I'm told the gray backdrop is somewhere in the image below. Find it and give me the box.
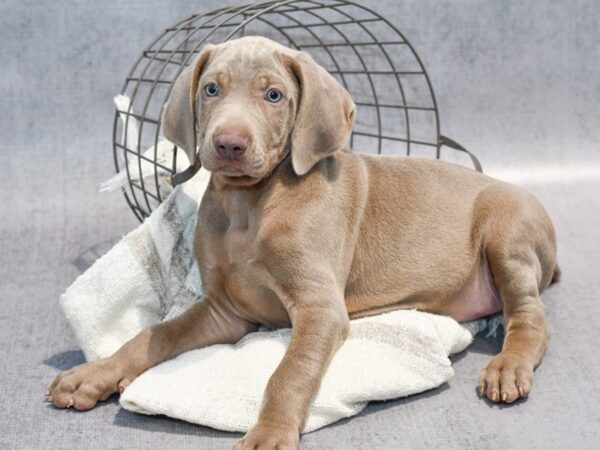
[1,1,599,449]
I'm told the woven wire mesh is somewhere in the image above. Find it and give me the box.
[112,0,480,221]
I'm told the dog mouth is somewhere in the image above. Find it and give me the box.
[208,153,266,177]
[212,160,259,177]
[205,158,267,187]
[201,144,283,185]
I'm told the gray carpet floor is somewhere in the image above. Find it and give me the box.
[1,1,599,449]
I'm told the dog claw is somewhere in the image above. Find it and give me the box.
[118,378,131,394]
[501,392,507,402]
[66,398,74,409]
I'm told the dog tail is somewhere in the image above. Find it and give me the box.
[551,264,561,285]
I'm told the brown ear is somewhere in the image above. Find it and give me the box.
[286,51,356,176]
[161,45,213,185]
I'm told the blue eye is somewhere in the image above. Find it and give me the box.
[204,83,219,97]
[266,88,282,103]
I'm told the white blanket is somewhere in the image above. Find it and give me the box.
[61,170,498,433]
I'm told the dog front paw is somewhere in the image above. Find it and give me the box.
[46,358,131,410]
[233,420,300,450]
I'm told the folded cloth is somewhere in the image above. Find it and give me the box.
[61,170,499,433]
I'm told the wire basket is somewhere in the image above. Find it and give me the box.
[111,0,482,221]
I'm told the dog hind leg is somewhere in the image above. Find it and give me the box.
[474,184,557,404]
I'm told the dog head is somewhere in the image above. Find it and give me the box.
[162,36,355,187]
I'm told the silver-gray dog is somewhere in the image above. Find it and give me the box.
[48,36,559,450]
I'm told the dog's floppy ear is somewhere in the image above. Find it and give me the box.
[162,45,213,185]
[286,51,356,176]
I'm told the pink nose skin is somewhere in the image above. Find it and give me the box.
[213,132,249,160]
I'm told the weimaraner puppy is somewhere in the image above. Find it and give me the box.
[48,36,559,449]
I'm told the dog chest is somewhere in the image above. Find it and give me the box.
[196,200,291,327]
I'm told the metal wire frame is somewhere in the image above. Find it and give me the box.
[112,0,481,222]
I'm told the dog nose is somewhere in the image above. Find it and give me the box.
[214,131,249,159]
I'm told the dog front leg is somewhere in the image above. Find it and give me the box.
[234,302,349,450]
[47,299,255,410]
